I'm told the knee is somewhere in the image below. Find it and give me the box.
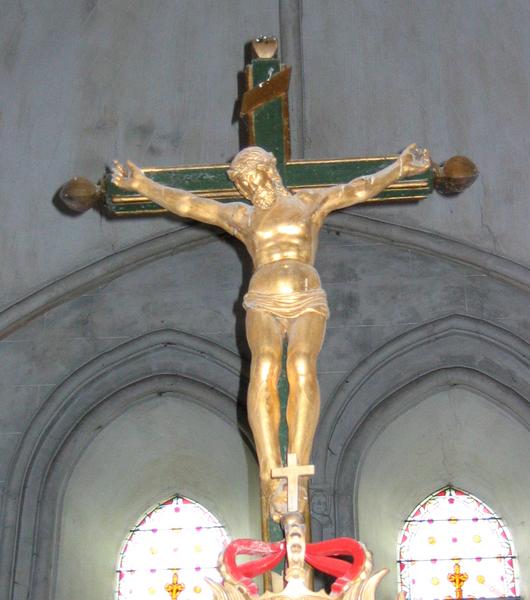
[286,349,317,380]
[251,349,281,384]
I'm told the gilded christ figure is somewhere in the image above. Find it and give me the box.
[112,144,430,515]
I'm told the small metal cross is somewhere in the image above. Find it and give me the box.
[271,453,315,512]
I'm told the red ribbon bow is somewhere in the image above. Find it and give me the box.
[223,537,366,596]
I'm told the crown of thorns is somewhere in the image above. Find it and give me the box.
[227,147,277,179]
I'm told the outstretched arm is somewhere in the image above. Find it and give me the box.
[313,144,430,221]
[111,161,249,240]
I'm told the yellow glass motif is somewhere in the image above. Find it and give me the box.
[165,572,185,600]
[116,496,229,600]
[397,486,520,600]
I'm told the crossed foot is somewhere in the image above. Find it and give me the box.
[266,479,309,522]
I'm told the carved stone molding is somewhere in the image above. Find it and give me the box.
[312,314,530,538]
[0,329,247,600]
[327,212,530,292]
[0,226,216,339]
[2,215,530,341]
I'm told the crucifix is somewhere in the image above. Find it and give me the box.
[60,36,476,216]
[59,36,477,557]
[270,453,314,589]
[271,453,315,514]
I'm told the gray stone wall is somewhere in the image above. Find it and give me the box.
[2,1,530,309]
[0,2,529,600]
[0,0,280,307]
[302,0,530,266]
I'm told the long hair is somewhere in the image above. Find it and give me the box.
[228,147,282,187]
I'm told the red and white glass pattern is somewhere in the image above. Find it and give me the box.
[116,496,229,600]
[397,487,519,600]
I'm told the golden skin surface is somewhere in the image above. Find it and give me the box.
[112,144,430,515]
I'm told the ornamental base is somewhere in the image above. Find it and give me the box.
[207,512,397,600]
[207,458,398,600]
[208,559,390,600]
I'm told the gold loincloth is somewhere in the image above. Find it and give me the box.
[243,288,329,323]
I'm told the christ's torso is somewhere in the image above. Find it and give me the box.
[245,193,322,295]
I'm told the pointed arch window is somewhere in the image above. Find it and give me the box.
[116,495,229,600]
[397,486,519,600]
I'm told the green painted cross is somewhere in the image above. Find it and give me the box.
[57,35,476,591]
[100,37,435,560]
[102,39,432,216]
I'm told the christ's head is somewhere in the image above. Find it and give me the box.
[227,146,283,209]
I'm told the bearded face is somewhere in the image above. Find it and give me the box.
[229,163,280,209]
[227,147,287,209]
[250,181,277,209]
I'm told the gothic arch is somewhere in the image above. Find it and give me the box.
[337,374,530,600]
[310,315,530,599]
[2,213,530,339]
[334,369,529,535]
[0,329,251,600]
[316,314,530,472]
[312,314,530,529]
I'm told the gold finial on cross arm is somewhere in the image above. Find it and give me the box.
[251,36,278,58]
[165,571,185,600]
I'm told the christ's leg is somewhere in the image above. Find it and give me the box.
[285,312,326,467]
[246,310,284,489]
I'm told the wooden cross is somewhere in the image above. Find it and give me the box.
[271,453,315,513]
[57,35,476,586]
[68,34,472,563]
[448,563,468,600]
[165,571,185,600]
[100,36,434,216]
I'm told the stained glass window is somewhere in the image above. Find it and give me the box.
[397,486,519,600]
[116,496,229,600]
